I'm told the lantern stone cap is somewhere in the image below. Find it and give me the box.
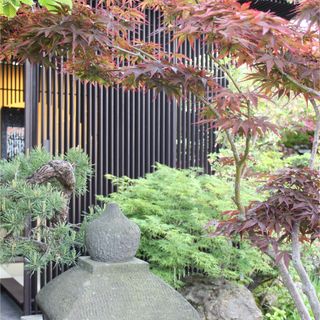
[85,203,141,263]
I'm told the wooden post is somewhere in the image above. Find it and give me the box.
[24,61,39,152]
[23,61,39,315]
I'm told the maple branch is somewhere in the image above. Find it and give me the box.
[278,69,320,99]
[291,222,320,320]
[199,96,247,216]
[309,99,320,170]
[240,97,253,170]
[225,130,241,163]
[134,47,159,62]
[234,106,251,218]
[234,164,246,216]
[235,132,251,218]
[209,55,253,217]
[199,97,240,162]
[266,248,312,320]
[240,108,252,167]
[209,55,242,94]
[207,58,252,157]
[113,45,145,59]
[241,133,258,178]
[113,44,159,63]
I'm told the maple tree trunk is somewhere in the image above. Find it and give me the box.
[234,163,245,215]
[27,160,75,222]
[275,256,312,320]
[292,222,320,320]
[310,99,320,170]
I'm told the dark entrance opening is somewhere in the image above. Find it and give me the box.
[1,107,25,160]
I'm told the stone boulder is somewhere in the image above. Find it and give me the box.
[180,276,262,320]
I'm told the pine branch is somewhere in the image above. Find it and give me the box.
[27,160,75,222]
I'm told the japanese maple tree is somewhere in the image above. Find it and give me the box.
[214,167,320,320]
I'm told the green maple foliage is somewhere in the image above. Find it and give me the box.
[87,164,274,288]
[0,0,72,17]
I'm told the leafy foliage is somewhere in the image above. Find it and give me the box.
[296,0,320,30]
[0,0,72,18]
[258,272,320,320]
[281,129,313,149]
[1,1,319,134]
[64,147,92,195]
[0,148,91,270]
[0,0,32,18]
[214,167,320,258]
[210,145,319,178]
[89,164,273,287]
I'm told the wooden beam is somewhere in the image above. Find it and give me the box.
[0,277,24,306]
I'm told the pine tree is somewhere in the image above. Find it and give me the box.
[0,147,91,270]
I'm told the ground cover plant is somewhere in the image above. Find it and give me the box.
[1,0,319,318]
[0,148,91,270]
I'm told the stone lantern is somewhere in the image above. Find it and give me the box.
[36,203,200,320]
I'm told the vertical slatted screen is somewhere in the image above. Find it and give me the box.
[36,10,219,226]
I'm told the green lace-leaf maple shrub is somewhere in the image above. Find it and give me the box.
[91,164,273,288]
[0,0,72,18]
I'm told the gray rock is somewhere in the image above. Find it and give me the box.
[180,276,262,320]
[85,203,141,262]
[36,257,200,320]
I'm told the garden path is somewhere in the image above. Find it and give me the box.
[0,290,22,320]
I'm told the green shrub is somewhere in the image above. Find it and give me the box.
[265,307,287,320]
[93,164,273,287]
[281,130,312,149]
[258,276,319,320]
[255,244,320,319]
[210,147,318,179]
[253,151,285,174]
[285,153,315,168]
[253,151,318,173]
